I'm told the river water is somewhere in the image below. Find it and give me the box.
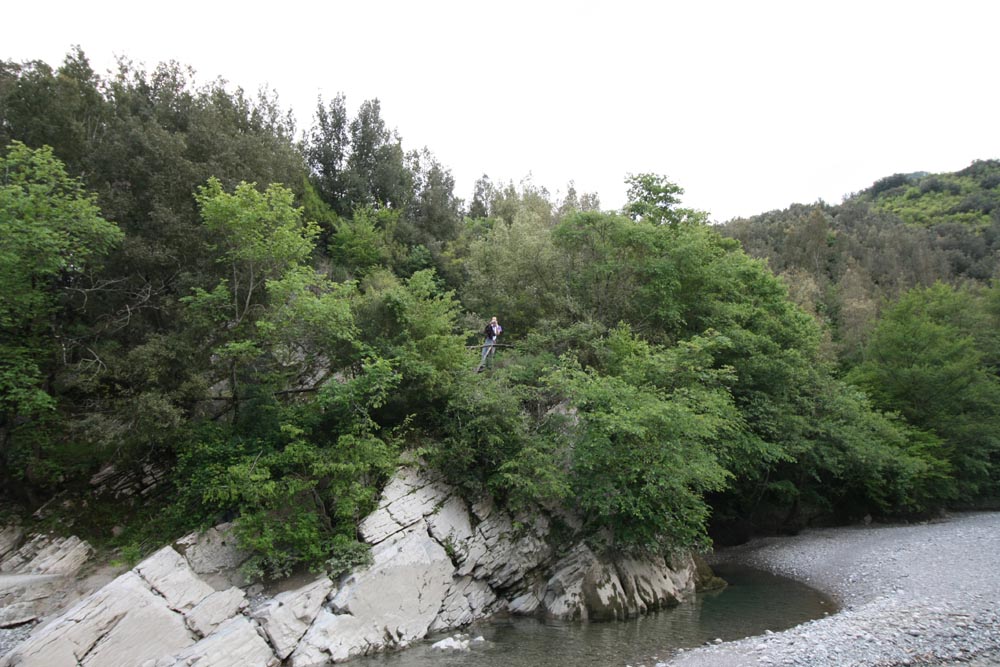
[359,564,835,667]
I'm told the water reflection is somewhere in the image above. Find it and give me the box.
[358,565,835,667]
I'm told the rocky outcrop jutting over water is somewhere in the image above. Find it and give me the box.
[0,466,698,666]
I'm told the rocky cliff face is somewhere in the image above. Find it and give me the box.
[0,466,698,666]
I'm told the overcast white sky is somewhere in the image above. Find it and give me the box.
[6,0,999,221]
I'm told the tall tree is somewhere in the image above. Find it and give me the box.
[623,173,706,226]
[848,284,1000,498]
[405,147,461,245]
[345,99,411,211]
[306,93,350,215]
[0,142,123,500]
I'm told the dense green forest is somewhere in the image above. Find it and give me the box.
[2,50,998,577]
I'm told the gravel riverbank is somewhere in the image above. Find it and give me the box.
[663,512,1000,667]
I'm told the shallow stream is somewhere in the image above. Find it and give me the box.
[358,564,835,667]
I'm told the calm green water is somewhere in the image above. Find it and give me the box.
[359,565,835,667]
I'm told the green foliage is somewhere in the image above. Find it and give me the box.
[428,368,570,512]
[353,269,467,421]
[173,179,401,578]
[861,161,1000,227]
[462,208,569,335]
[195,178,319,307]
[545,327,736,549]
[624,173,708,226]
[5,48,1000,574]
[329,206,396,276]
[177,389,397,579]
[847,283,1000,498]
[217,436,367,581]
[0,142,122,491]
[0,140,121,338]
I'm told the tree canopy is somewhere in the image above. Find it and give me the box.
[2,49,997,576]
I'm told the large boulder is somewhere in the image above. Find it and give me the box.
[185,587,247,637]
[290,524,454,666]
[251,576,333,659]
[144,616,278,667]
[0,530,98,632]
[0,546,227,667]
[429,576,498,631]
[614,552,695,613]
[541,543,627,620]
[174,522,250,590]
[135,546,216,612]
[0,572,194,667]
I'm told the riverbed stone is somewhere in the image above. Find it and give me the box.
[251,576,333,659]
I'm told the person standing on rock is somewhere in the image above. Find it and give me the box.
[477,316,502,372]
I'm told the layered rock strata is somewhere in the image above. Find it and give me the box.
[1,466,698,666]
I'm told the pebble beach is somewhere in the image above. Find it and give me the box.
[663,512,1000,667]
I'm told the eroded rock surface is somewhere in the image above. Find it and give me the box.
[252,576,333,659]
[0,571,194,667]
[1,466,698,665]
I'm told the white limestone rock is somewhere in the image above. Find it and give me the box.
[334,523,454,632]
[251,576,333,659]
[135,546,215,612]
[89,461,168,499]
[174,522,250,589]
[541,543,629,620]
[0,467,700,667]
[429,576,499,631]
[359,467,454,544]
[507,589,542,615]
[0,525,23,561]
[456,505,552,589]
[0,533,92,576]
[184,587,247,638]
[426,494,475,555]
[144,615,279,667]
[614,552,694,614]
[292,524,454,666]
[0,601,38,628]
[26,535,92,576]
[0,571,194,667]
[288,608,372,666]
